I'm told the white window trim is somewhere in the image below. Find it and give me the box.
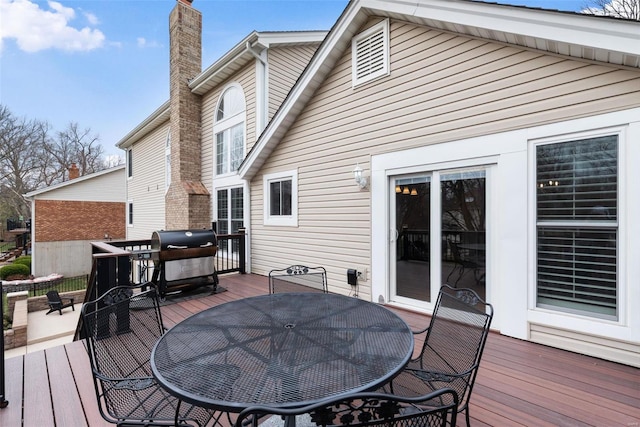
[165,129,171,192]
[263,170,298,227]
[529,126,626,323]
[127,200,134,227]
[214,83,246,178]
[352,19,390,87]
[127,149,133,179]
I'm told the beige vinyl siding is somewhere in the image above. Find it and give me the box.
[127,121,169,240]
[201,62,257,195]
[249,18,640,295]
[268,45,320,121]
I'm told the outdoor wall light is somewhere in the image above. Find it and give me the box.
[353,163,369,190]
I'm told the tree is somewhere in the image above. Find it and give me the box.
[582,0,640,20]
[0,105,114,222]
[0,105,50,220]
[45,122,106,182]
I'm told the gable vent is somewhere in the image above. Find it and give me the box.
[352,19,389,87]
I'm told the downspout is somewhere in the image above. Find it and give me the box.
[246,41,268,134]
[244,41,267,274]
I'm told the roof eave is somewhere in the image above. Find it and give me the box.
[116,101,170,149]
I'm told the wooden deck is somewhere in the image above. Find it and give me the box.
[1,273,639,426]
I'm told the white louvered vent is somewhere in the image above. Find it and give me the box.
[352,20,389,87]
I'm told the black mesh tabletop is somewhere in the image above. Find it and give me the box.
[151,293,413,412]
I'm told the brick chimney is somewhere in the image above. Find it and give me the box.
[166,0,210,230]
[68,163,79,180]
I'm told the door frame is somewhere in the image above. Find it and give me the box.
[371,141,500,316]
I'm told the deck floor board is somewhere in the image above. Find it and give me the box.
[1,273,639,426]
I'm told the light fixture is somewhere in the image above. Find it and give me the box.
[402,187,409,195]
[410,188,418,196]
[395,185,401,193]
[353,163,369,189]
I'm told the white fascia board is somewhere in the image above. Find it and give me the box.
[256,31,329,48]
[373,0,640,55]
[116,101,170,149]
[24,165,126,199]
[189,31,260,92]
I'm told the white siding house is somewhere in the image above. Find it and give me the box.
[239,0,640,367]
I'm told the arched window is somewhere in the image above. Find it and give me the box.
[214,85,245,175]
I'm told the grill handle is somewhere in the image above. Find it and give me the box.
[167,245,188,250]
[200,242,214,248]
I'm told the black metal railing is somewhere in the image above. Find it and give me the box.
[0,275,88,297]
[74,231,247,341]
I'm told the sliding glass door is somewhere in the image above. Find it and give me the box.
[391,169,487,306]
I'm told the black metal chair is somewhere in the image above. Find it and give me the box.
[379,285,493,427]
[446,242,483,287]
[234,388,458,427]
[80,284,218,426]
[45,290,75,315]
[268,265,328,294]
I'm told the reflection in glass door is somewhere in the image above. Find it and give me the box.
[394,176,431,302]
[440,171,486,300]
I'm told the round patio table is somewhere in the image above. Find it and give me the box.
[151,293,413,419]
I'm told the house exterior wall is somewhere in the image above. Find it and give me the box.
[126,122,170,240]
[28,167,126,277]
[34,200,125,242]
[247,18,640,365]
[267,45,320,121]
[37,170,125,202]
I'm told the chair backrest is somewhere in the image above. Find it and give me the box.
[234,388,458,427]
[448,241,464,263]
[46,290,62,304]
[419,285,493,414]
[81,284,165,414]
[268,265,328,293]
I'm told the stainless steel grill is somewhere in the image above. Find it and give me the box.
[150,229,218,296]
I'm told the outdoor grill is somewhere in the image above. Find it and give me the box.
[150,229,219,296]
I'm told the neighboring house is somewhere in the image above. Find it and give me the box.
[116,0,327,241]
[24,164,126,277]
[119,0,639,367]
[238,0,640,367]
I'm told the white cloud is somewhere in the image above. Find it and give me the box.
[83,11,99,26]
[0,0,105,53]
[137,37,161,48]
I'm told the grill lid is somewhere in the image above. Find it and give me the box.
[151,229,217,261]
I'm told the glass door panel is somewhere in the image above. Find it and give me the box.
[394,176,431,302]
[440,170,486,299]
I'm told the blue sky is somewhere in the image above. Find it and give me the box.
[1,0,592,157]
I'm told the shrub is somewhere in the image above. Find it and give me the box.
[13,255,32,272]
[0,263,30,280]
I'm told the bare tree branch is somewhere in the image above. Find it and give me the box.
[582,0,640,20]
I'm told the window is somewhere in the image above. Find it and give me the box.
[127,201,134,226]
[214,85,245,175]
[535,135,618,319]
[352,19,389,87]
[216,187,244,235]
[165,129,171,190]
[127,149,133,178]
[217,187,244,253]
[264,170,298,226]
